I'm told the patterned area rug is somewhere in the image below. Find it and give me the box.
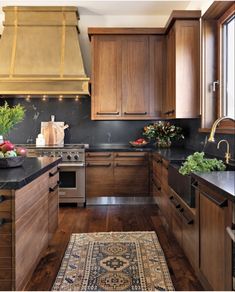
[52,232,174,291]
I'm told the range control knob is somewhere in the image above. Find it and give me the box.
[50,154,54,157]
[74,155,79,160]
[67,155,71,160]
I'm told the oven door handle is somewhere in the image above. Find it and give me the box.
[59,163,85,167]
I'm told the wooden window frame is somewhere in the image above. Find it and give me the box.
[216,4,235,130]
[200,2,235,133]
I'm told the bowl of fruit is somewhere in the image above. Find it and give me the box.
[0,141,27,168]
[129,138,149,148]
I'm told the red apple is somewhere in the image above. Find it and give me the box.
[15,147,27,157]
[1,142,15,153]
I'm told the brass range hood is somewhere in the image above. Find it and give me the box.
[0,6,90,96]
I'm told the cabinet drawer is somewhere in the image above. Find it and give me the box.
[0,212,12,234]
[152,159,162,178]
[114,152,148,160]
[0,191,12,212]
[0,256,12,269]
[86,152,113,160]
[49,167,60,190]
[114,162,149,196]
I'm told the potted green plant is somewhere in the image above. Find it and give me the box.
[0,101,25,141]
[143,121,184,148]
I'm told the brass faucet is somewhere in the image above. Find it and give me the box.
[208,116,234,164]
[217,139,231,164]
[208,116,234,142]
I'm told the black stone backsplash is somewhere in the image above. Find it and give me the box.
[1,98,234,160]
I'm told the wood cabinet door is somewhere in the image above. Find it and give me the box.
[164,27,175,118]
[199,190,231,290]
[175,20,200,118]
[114,160,149,196]
[91,36,121,120]
[121,36,150,119]
[86,161,114,197]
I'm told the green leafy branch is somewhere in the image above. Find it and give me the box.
[179,152,226,175]
[0,101,25,135]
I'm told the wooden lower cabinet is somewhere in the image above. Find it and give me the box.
[86,161,114,197]
[196,183,233,291]
[0,168,59,291]
[114,162,149,196]
[86,152,149,197]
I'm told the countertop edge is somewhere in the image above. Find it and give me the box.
[0,157,62,190]
[191,172,235,202]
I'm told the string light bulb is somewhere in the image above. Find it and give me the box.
[26,95,31,101]
[59,95,63,101]
[42,95,47,101]
[75,95,80,101]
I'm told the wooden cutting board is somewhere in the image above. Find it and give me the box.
[41,121,65,146]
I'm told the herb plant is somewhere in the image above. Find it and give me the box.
[179,152,226,175]
[0,101,25,136]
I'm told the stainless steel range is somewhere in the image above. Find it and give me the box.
[27,144,87,206]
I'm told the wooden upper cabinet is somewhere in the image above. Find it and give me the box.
[90,32,164,120]
[163,20,200,118]
[91,36,121,119]
[121,36,150,118]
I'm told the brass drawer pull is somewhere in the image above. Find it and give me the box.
[124,112,147,115]
[87,163,111,167]
[49,181,60,193]
[87,153,111,158]
[96,112,119,115]
[0,195,5,203]
[192,183,228,208]
[49,167,60,177]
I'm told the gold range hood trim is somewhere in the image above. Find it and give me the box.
[0,6,90,96]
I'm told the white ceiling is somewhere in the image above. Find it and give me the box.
[0,1,212,15]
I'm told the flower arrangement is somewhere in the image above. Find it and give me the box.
[143,121,184,148]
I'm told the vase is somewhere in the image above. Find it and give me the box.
[156,139,171,148]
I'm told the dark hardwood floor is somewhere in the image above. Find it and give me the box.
[26,205,203,291]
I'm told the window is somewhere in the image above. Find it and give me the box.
[221,14,235,119]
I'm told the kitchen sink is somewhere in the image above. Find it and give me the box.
[168,160,235,208]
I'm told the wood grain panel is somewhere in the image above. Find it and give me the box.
[114,161,149,196]
[199,189,230,290]
[92,35,121,119]
[121,35,150,117]
[175,20,200,118]
[149,36,165,117]
[86,161,114,197]
[15,194,49,290]
[14,172,49,220]
[0,190,12,212]
[86,152,113,161]
[48,189,59,238]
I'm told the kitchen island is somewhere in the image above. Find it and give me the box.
[0,157,61,291]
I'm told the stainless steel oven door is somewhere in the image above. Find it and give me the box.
[58,163,85,202]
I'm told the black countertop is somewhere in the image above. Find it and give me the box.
[192,171,235,202]
[0,157,61,190]
[88,144,195,161]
